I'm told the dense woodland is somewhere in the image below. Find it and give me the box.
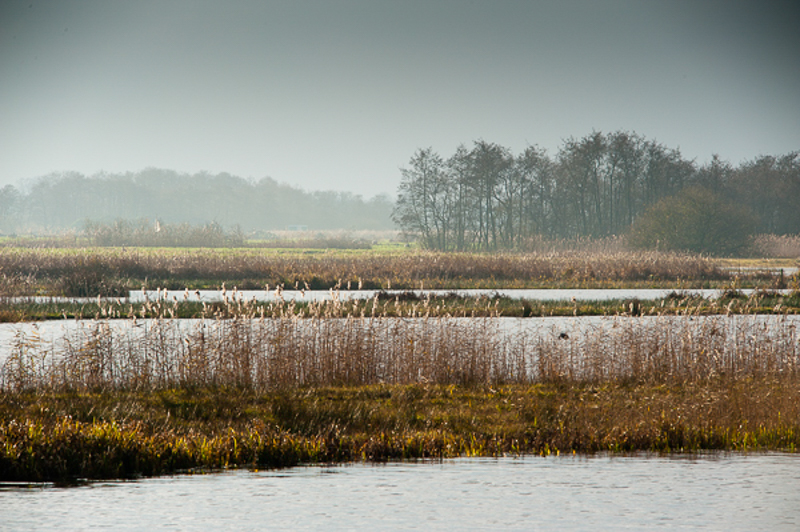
[0,169,393,234]
[393,131,800,253]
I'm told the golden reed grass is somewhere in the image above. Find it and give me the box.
[3,295,797,482]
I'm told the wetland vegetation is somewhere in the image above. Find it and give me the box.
[1,286,799,323]
[0,237,797,482]
[3,378,798,483]
[0,244,773,298]
[2,291,799,481]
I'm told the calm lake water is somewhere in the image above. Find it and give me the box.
[1,454,798,531]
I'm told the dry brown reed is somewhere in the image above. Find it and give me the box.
[3,297,797,392]
[0,247,727,296]
[249,229,400,249]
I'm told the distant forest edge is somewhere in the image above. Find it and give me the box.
[393,131,799,255]
[0,169,394,234]
[0,130,797,255]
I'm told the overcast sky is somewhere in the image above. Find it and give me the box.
[1,0,798,198]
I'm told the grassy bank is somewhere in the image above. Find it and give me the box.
[2,378,798,483]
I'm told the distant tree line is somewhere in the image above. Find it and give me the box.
[0,169,394,234]
[392,131,800,253]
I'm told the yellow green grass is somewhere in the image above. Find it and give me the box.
[2,379,797,483]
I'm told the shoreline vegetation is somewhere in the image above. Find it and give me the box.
[1,287,799,323]
[2,300,799,481]
[0,241,796,321]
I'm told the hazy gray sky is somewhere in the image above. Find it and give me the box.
[2,0,798,198]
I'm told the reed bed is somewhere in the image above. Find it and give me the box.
[248,229,400,249]
[514,235,630,253]
[3,306,798,392]
[0,247,731,297]
[84,220,244,248]
[1,285,799,323]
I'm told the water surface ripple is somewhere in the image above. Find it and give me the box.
[1,454,798,531]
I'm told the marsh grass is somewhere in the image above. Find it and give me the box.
[1,300,798,481]
[84,220,244,248]
[753,234,800,258]
[246,229,392,250]
[2,377,798,482]
[0,247,735,297]
[1,284,798,324]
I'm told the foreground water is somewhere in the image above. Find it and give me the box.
[1,454,798,531]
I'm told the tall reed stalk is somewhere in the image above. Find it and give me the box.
[3,301,797,392]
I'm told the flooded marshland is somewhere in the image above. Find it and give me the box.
[2,291,799,511]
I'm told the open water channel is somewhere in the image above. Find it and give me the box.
[1,454,798,530]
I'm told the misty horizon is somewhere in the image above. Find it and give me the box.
[5,127,797,201]
[2,1,798,199]
[1,129,796,242]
